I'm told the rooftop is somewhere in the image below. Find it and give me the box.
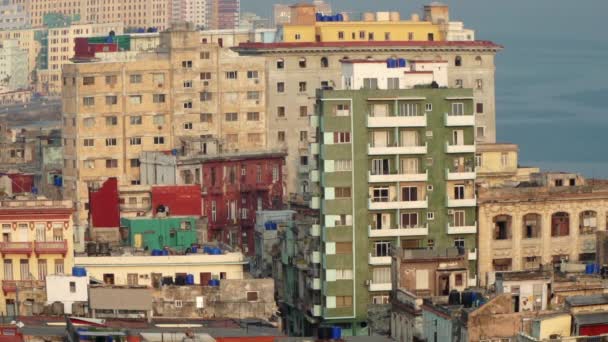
[236,40,502,51]
[566,294,608,307]
[496,270,552,282]
[573,312,608,326]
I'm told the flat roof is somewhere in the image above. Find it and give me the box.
[574,312,608,326]
[237,40,503,50]
[566,294,608,307]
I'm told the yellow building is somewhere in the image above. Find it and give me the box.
[62,22,267,233]
[478,175,608,286]
[476,143,540,187]
[74,252,246,286]
[280,3,473,43]
[0,198,74,316]
[0,28,40,83]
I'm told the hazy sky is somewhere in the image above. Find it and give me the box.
[242,0,608,177]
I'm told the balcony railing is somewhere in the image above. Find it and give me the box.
[2,280,45,294]
[369,197,428,210]
[368,142,428,156]
[468,248,477,261]
[35,240,68,256]
[369,282,392,292]
[368,253,391,265]
[446,168,475,181]
[312,304,322,317]
[447,223,477,235]
[368,114,427,128]
[444,113,475,127]
[447,196,477,207]
[368,224,429,237]
[0,242,33,256]
[368,170,428,183]
[446,142,475,154]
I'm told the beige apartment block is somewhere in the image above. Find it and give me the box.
[27,0,169,29]
[62,23,266,228]
[0,28,39,83]
[478,182,608,286]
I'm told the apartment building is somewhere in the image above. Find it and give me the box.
[273,0,332,26]
[0,1,29,30]
[235,3,501,196]
[206,0,239,30]
[27,0,169,29]
[279,59,477,335]
[0,198,74,316]
[478,173,608,286]
[0,40,28,91]
[0,28,40,84]
[62,23,266,232]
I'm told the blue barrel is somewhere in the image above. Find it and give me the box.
[585,263,593,274]
[336,13,344,22]
[72,267,87,277]
[316,13,323,21]
[386,58,397,68]
[398,58,407,67]
[161,249,169,256]
[265,222,272,230]
[203,246,212,254]
[191,246,198,253]
[270,222,277,230]
[211,247,222,255]
[186,274,194,285]
[151,249,160,256]
[208,279,220,287]
[594,263,601,274]
[330,326,341,339]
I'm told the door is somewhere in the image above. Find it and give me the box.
[5,300,15,317]
[373,213,390,230]
[200,272,211,285]
[402,158,419,174]
[453,130,464,146]
[402,187,418,201]
[454,185,465,199]
[372,159,389,175]
[372,131,388,147]
[3,260,13,280]
[18,225,28,242]
[401,130,418,147]
[438,274,450,296]
[372,104,388,117]
[35,223,46,242]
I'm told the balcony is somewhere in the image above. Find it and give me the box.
[447,223,477,235]
[368,224,428,238]
[310,170,320,182]
[446,168,475,181]
[447,197,477,207]
[368,197,428,210]
[35,240,68,256]
[310,196,320,209]
[310,278,321,290]
[369,282,392,292]
[311,224,321,237]
[310,143,319,155]
[2,280,45,295]
[311,251,321,264]
[368,170,428,183]
[368,114,427,128]
[312,304,322,317]
[0,242,33,256]
[468,248,477,261]
[444,113,475,127]
[368,253,391,265]
[446,142,475,154]
[368,143,427,156]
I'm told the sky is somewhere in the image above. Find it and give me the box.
[242,0,608,177]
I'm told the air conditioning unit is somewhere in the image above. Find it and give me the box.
[157,83,163,88]
[255,100,260,105]
[448,209,454,215]
[364,280,371,286]
[254,79,259,84]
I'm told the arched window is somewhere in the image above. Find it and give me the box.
[493,215,512,240]
[522,213,541,239]
[579,210,597,235]
[276,58,284,69]
[299,57,307,68]
[551,212,570,237]
[475,56,482,66]
[320,57,329,68]
[455,56,462,67]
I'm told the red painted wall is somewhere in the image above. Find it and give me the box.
[6,173,34,193]
[151,185,202,217]
[89,178,120,228]
[73,37,118,59]
[200,155,285,254]
[580,324,608,336]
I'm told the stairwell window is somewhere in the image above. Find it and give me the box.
[154,136,165,145]
[83,97,95,106]
[225,71,238,79]
[182,60,192,68]
[105,116,117,126]
[451,103,464,116]
[247,112,260,121]
[83,76,95,85]
[247,70,259,79]
[225,112,238,122]
[105,138,117,146]
[334,187,351,198]
[333,132,350,144]
[105,159,118,168]
[130,74,142,83]
[153,94,166,103]
[129,95,142,104]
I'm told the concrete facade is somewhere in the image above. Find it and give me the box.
[478,183,608,286]
[253,210,295,277]
[62,23,267,232]
[0,40,28,91]
[476,143,540,187]
[44,274,88,314]
[0,2,29,30]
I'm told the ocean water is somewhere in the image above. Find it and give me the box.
[244,0,608,177]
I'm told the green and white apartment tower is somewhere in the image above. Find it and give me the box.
[305,59,478,335]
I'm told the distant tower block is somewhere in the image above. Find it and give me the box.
[424,3,450,24]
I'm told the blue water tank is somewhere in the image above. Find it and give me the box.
[330,326,341,339]
[208,279,220,287]
[151,249,161,256]
[585,263,594,274]
[321,15,329,22]
[386,58,397,68]
[316,13,323,21]
[594,263,601,274]
[336,13,344,22]
[191,246,198,253]
[171,149,178,156]
[203,246,212,254]
[211,247,222,255]
[398,58,407,67]
[31,187,38,194]
[72,267,87,277]
[53,175,63,187]
[186,274,195,285]
[161,249,169,256]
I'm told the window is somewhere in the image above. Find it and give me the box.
[476,79,483,89]
[154,136,165,145]
[277,82,285,93]
[278,131,285,142]
[363,78,378,89]
[298,82,307,92]
[455,56,462,67]
[153,115,165,125]
[105,96,117,105]
[408,32,414,41]
[298,57,306,68]
[451,103,464,116]
[152,94,166,103]
[54,259,64,274]
[182,60,192,68]
[455,79,463,88]
[335,160,352,171]
[476,103,484,114]
[130,74,142,83]
[475,56,482,65]
[225,112,238,122]
[398,102,419,116]
[247,70,259,79]
[336,296,353,308]
[184,122,193,130]
[130,159,140,168]
[551,212,570,237]
[183,101,193,109]
[455,274,463,286]
[338,31,344,40]
[247,112,260,121]
[336,242,352,254]
[200,51,210,59]
[299,131,308,142]
[200,113,212,123]
[105,116,117,126]
[130,116,142,125]
[153,73,165,84]
[427,212,435,220]
[183,80,193,88]
[105,138,117,146]
[247,91,260,100]
[335,104,350,116]
[374,241,390,257]
[83,160,94,169]
[427,33,434,41]
[295,33,301,40]
[129,95,142,104]
[38,260,47,280]
[372,187,389,202]
[83,76,95,85]
[247,133,261,143]
[333,132,351,143]
[299,106,308,117]
[359,31,365,39]
[129,137,141,145]
[402,186,418,201]
[277,106,285,117]
[387,77,400,89]
[84,139,94,147]
[452,210,465,227]
[246,291,259,302]
[476,127,486,139]
[225,71,238,79]
[83,97,95,106]
[454,184,465,199]
[272,165,279,182]
[276,59,284,69]
[401,213,418,228]
[336,269,353,280]
[200,91,212,101]
[83,117,95,127]
[425,103,433,111]
[105,159,118,168]
[494,215,512,240]
[475,154,482,167]
[300,156,308,166]
[335,187,351,198]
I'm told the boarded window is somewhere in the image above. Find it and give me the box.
[335,242,352,254]
[246,291,259,302]
[415,269,429,290]
[336,296,353,308]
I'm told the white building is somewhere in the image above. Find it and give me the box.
[45,275,89,314]
[0,39,28,91]
[341,59,449,90]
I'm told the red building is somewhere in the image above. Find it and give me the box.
[183,152,285,254]
[151,185,202,217]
